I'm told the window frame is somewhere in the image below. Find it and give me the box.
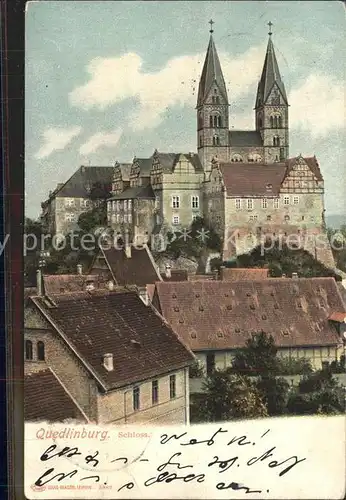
[191,195,199,209]
[152,380,159,405]
[25,339,33,360]
[133,386,140,411]
[172,195,180,209]
[172,215,180,225]
[37,341,45,361]
[169,374,176,399]
[235,199,241,210]
[247,199,253,210]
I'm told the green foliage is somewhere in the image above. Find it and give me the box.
[328,225,346,272]
[77,202,107,233]
[256,375,290,416]
[231,331,279,376]
[287,367,345,415]
[225,241,341,280]
[276,357,314,376]
[329,354,345,374]
[164,217,222,260]
[189,360,204,378]
[196,370,268,422]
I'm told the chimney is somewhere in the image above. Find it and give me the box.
[139,287,149,305]
[125,243,132,259]
[219,266,226,281]
[292,272,299,280]
[36,269,43,296]
[103,353,114,372]
[77,264,82,275]
[165,264,171,279]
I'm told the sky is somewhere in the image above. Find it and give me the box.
[25,0,345,219]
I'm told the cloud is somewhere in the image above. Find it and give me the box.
[289,74,344,138]
[79,128,123,156]
[69,45,265,131]
[35,126,82,159]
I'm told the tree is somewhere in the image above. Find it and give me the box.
[231,331,279,376]
[277,357,313,376]
[77,201,107,233]
[287,367,344,415]
[195,369,268,422]
[256,375,290,416]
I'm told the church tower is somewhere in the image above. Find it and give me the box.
[255,23,289,163]
[197,21,230,172]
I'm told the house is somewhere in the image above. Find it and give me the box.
[40,165,113,235]
[24,281,195,425]
[151,277,346,374]
[25,368,88,423]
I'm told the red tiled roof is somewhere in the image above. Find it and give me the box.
[329,312,346,323]
[188,274,217,281]
[92,245,162,287]
[43,274,104,295]
[219,162,287,197]
[31,290,194,391]
[25,369,87,422]
[220,268,269,281]
[162,270,188,282]
[153,278,345,351]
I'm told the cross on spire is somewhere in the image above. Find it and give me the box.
[268,21,273,36]
[209,19,214,34]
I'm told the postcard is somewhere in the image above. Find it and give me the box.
[23,1,345,499]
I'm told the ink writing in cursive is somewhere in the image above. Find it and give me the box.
[145,452,205,486]
[180,427,228,447]
[247,446,306,476]
[216,481,262,494]
[208,455,239,473]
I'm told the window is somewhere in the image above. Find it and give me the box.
[284,196,290,205]
[133,386,140,411]
[247,199,253,210]
[192,214,200,222]
[270,116,274,128]
[191,196,199,209]
[235,199,241,210]
[274,198,279,209]
[65,198,75,207]
[262,198,267,209]
[212,136,220,145]
[172,196,180,209]
[172,215,180,225]
[25,340,33,360]
[280,147,285,160]
[209,116,213,127]
[37,341,45,361]
[273,136,280,146]
[267,215,272,221]
[124,214,128,223]
[152,380,159,405]
[128,214,132,223]
[116,200,120,211]
[116,214,120,223]
[170,375,176,399]
[124,200,127,211]
[293,196,299,205]
[284,215,290,222]
[112,201,116,211]
[128,200,132,210]
[65,213,76,222]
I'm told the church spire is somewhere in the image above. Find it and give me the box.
[197,21,228,106]
[255,22,288,107]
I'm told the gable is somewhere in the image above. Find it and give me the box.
[24,303,51,330]
[282,157,324,191]
[265,82,286,106]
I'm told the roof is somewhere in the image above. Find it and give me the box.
[25,369,87,422]
[197,34,228,105]
[162,270,189,282]
[117,163,132,182]
[329,312,346,323]
[153,278,345,351]
[220,268,269,281]
[108,184,155,201]
[31,290,194,391]
[229,131,263,147]
[48,166,114,200]
[95,244,162,287]
[255,36,288,106]
[286,156,323,182]
[188,274,217,281]
[43,274,104,295]
[219,162,287,196]
[134,157,153,177]
[155,152,203,173]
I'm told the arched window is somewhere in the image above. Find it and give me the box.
[270,116,274,128]
[213,116,218,127]
[25,340,33,360]
[37,341,45,361]
[217,116,222,127]
[209,116,213,127]
[215,96,220,104]
[273,136,280,147]
[278,116,282,128]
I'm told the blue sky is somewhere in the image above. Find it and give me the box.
[25,1,345,218]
